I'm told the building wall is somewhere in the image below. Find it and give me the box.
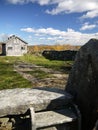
[6,36,27,56]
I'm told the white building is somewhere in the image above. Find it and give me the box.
[1,35,28,56]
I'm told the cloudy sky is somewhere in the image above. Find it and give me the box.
[0,0,98,45]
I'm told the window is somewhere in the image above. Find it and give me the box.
[8,47,13,50]
[21,47,25,50]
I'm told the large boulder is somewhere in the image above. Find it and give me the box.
[65,39,98,130]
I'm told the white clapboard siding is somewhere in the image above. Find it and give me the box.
[6,35,28,56]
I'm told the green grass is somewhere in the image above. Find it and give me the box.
[0,71,32,89]
[20,54,73,71]
[0,57,32,90]
[0,54,73,90]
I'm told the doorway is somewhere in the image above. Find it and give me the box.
[2,44,6,55]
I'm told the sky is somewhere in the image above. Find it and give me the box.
[0,0,98,45]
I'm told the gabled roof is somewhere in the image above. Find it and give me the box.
[7,35,28,44]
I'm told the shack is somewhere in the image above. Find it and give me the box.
[1,35,28,56]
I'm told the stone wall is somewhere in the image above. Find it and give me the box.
[42,50,77,61]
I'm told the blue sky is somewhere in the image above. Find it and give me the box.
[0,0,98,45]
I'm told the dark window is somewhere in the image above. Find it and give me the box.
[8,47,13,50]
[21,47,25,50]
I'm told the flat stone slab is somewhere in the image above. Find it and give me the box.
[34,109,77,128]
[0,88,72,117]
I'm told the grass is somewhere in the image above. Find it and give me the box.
[0,54,73,90]
[0,56,32,90]
[25,70,53,79]
[20,54,73,71]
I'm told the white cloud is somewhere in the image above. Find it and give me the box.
[21,27,98,45]
[21,27,65,36]
[0,34,9,42]
[6,0,98,19]
[80,22,96,31]
[37,0,50,5]
[46,0,98,16]
[7,0,28,4]
[21,28,35,32]
[7,0,50,5]
[81,9,98,19]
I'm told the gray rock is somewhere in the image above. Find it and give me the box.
[65,39,98,130]
[0,88,72,117]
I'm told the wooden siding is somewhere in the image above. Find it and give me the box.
[6,35,28,56]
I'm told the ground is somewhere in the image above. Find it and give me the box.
[0,61,96,130]
[0,62,69,130]
[14,62,69,90]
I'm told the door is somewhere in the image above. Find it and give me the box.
[2,44,6,55]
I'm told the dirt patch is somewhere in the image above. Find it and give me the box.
[14,62,69,90]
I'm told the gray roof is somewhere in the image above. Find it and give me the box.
[7,35,28,44]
